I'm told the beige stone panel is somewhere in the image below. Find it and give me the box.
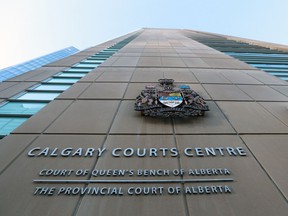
[237,85,288,101]
[221,71,262,84]
[114,53,142,57]
[196,53,233,58]
[259,102,288,126]
[164,69,198,83]
[158,43,172,48]
[143,48,160,53]
[177,53,198,57]
[26,70,65,82]
[45,100,120,134]
[241,135,288,200]
[182,57,210,68]
[124,83,148,99]
[79,46,108,54]
[14,100,73,134]
[185,50,221,54]
[193,69,231,84]
[141,52,162,57]
[0,135,37,172]
[188,46,218,51]
[78,83,127,99]
[159,48,175,53]
[0,81,18,91]
[96,71,133,82]
[160,53,179,57]
[203,84,253,101]
[137,57,162,67]
[189,84,211,100]
[175,48,194,54]
[0,82,38,99]
[95,68,135,79]
[177,135,288,216]
[120,48,144,53]
[45,55,88,67]
[228,59,256,70]
[76,184,185,216]
[245,71,288,85]
[217,101,288,133]
[97,56,118,67]
[180,53,230,58]
[131,69,164,82]
[7,67,65,82]
[77,71,103,82]
[112,57,140,67]
[57,83,91,99]
[161,57,186,67]
[271,85,288,96]
[174,101,235,134]
[95,67,134,73]
[110,101,173,134]
[0,135,105,216]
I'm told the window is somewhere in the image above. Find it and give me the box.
[46,78,80,84]
[226,52,288,58]
[268,72,288,76]
[251,64,288,69]
[0,117,28,136]
[73,63,100,68]
[91,54,111,58]
[65,68,92,72]
[81,59,105,64]
[56,72,87,78]
[16,92,60,101]
[0,102,47,114]
[32,84,71,91]
[87,57,107,61]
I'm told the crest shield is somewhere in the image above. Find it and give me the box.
[135,79,209,118]
[159,92,183,108]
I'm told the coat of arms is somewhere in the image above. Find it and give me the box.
[134,79,209,117]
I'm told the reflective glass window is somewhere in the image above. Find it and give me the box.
[66,68,92,72]
[46,78,79,83]
[81,59,105,64]
[16,92,60,101]
[225,52,288,58]
[0,117,28,136]
[73,63,100,68]
[100,50,116,54]
[87,57,107,61]
[57,73,86,78]
[251,64,288,69]
[91,55,110,58]
[268,72,288,76]
[262,68,288,72]
[0,102,47,114]
[33,84,71,91]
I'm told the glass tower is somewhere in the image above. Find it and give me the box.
[0,33,139,138]
[0,46,79,82]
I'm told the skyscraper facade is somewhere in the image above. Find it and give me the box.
[0,29,288,216]
[190,34,288,81]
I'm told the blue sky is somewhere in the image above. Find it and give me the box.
[1,0,288,69]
